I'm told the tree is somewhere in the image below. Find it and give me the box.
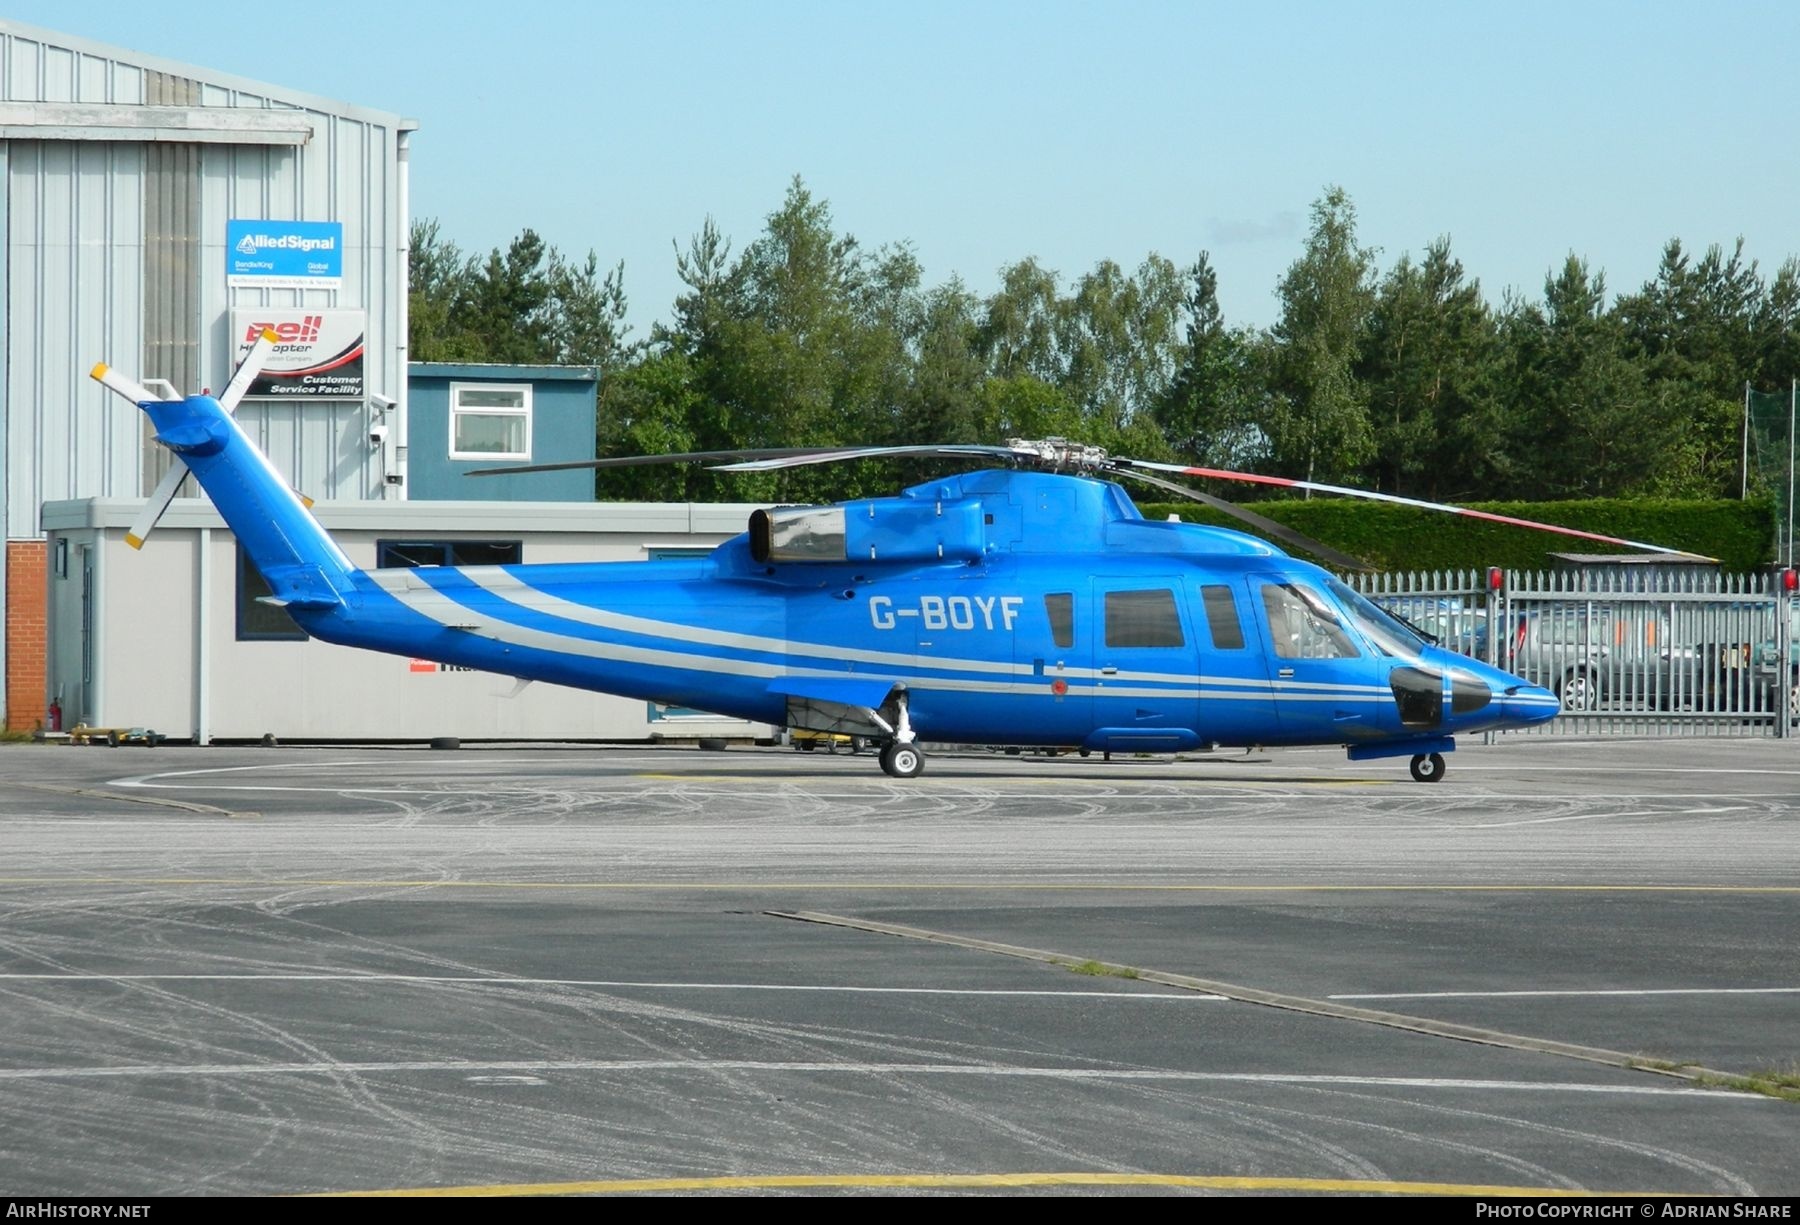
[1359,237,1502,498]
[655,177,928,501]
[593,349,705,500]
[459,230,557,364]
[1496,256,1663,498]
[1057,255,1186,432]
[1616,239,1766,496]
[1153,253,1274,470]
[1267,186,1378,484]
[409,220,633,369]
[978,258,1062,384]
[973,374,1083,442]
[1755,257,1800,388]
[900,280,985,444]
[414,181,1800,512]
[408,219,481,362]
[548,253,633,371]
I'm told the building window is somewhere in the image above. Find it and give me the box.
[236,546,307,641]
[449,383,532,460]
[1104,589,1185,649]
[376,540,523,569]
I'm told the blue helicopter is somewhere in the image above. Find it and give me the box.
[97,334,1681,783]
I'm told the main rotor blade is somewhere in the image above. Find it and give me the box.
[1120,460,1716,562]
[464,446,848,477]
[1116,468,1374,572]
[219,328,278,412]
[714,444,1023,472]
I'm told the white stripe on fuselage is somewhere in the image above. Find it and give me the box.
[362,566,1407,706]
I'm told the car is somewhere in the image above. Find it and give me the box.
[790,729,871,753]
[1368,597,1488,659]
[1753,601,1800,720]
[1502,605,1727,713]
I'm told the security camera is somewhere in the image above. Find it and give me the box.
[368,423,388,445]
[370,393,397,411]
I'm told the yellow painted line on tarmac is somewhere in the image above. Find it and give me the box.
[0,877,1797,894]
[308,1170,1669,1197]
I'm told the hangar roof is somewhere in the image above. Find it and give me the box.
[0,17,414,129]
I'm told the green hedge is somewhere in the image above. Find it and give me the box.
[1134,497,1777,574]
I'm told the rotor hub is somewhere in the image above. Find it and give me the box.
[1005,437,1113,473]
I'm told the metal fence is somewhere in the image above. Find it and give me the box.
[1350,568,1799,739]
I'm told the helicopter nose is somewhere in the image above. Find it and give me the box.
[1499,683,1560,727]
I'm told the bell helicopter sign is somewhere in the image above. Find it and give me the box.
[229,309,365,398]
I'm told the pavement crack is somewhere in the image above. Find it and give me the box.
[16,781,256,820]
[765,908,1753,1094]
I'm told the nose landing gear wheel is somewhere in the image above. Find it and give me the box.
[1409,752,1446,783]
[879,742,924,779]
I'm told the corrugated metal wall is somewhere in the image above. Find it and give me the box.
[6,134,147,536]
[0,20,407,539]
[143,72,200,493]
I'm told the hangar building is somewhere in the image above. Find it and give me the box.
[4,20,768,743]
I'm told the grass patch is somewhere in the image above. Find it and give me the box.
[1758,1064,1800,1090]
[1636,1055,1800,1103]
[1065,959,1140,980]
[1694,1071,1800,1103]
[1628,1057,1701,1073]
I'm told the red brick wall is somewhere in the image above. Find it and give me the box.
[5,541,49,733]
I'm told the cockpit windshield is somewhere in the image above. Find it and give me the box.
[1325,578,1428,658]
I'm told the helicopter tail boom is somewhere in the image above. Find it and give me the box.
[90,363,358,615]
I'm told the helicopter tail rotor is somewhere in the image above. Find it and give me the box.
[93,328,282,550]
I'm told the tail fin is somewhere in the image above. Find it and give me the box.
[90,358,357,611]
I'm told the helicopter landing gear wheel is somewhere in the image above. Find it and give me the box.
[1409,752,1446,783]
[879,742,924,779]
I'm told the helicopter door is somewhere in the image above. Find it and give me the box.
[1251,577,1382,744]
[1089,578,1202,750]
[1023,588,1091,740]
[1191,579,1281,746]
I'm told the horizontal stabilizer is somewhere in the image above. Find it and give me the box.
[259,562,346,610]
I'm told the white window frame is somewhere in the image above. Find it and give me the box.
[449,382,533,461]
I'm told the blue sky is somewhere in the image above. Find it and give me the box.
[11,2,1798,344]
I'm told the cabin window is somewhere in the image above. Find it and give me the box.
[376,540,523,568]
[449,383,532,460]
[1044,592,1075,648]
[1201,584,1246,650]
[1104,589,1185,649]
[235,545,307,641]
[1261,582,1360,660]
